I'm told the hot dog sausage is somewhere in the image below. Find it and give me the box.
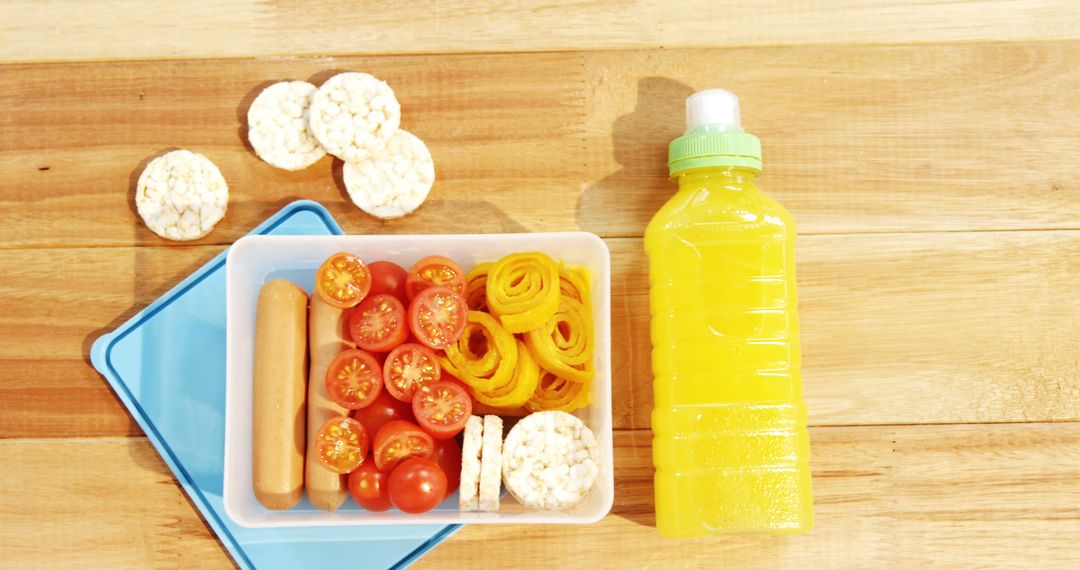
[252,278,308,510]
[304,294,349,510]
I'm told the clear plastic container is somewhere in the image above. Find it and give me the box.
[223,233,613,527]
[647,90,813,536]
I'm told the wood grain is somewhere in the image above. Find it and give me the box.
[3,230,1078,438]
[3,424,1078,568]
[4,1,1080,63]
[6,43,1080,248]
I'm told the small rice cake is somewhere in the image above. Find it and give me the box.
[247,80,326,171]
[478,415,504,512]
[135,149,228,241]
[308,72,400,163]
[502,411,599,511]
[458,415,483,511]
[342,130,435,219]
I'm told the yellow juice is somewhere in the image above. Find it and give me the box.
[647,90,812,537]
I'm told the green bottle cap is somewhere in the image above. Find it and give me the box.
[668,89,762,175]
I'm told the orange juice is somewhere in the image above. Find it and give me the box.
[646,89,812,536]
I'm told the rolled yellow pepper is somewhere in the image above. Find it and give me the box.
[440,311,518,391]
[464,262,492,311]
[524,296,594,383]
[558,264,591,304]
[486,252,560,333]
[525,369,590,413]
[470,339,540,408]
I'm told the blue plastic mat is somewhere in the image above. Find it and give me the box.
[90,200,459,569]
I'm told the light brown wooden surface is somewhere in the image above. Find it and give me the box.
[3,3,1080,568]
[4,1,1080,63]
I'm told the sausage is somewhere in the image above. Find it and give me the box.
[304,294,349,510]
[252,279,308,510]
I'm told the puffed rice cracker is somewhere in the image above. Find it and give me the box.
[458,415,483,511]
[478,415,504,512]
[135,149,228,241]
[308,72,400,163]
[342,130,435,219]
[247,81,326,171]
[502,411,600,511]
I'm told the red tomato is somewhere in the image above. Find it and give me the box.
[368,261,409,304]
[352,389,414,439]
[387,457,447,514]
[433,437,462,496]
[373,420,435,472]
[316,252,371,309]
[314,416,369,474]
[326,349,382,410]
[412,381,472,440]
[405,256,466,300]
[347,455,392,512]
[348,294,408,353]
[383,343,441,402]
[408,287,467,350]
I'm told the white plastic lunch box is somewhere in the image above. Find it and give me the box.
[222,233,614,527]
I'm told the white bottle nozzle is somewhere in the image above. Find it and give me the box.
[685,88,743,133]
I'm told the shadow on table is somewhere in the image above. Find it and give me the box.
[575,76,694,235]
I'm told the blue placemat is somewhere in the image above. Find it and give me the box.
[90,200,459,569]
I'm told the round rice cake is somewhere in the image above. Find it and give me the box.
[308,72,400,163]
[342,130,435,219]
[502,411,600,511]
[135,149,228,241]
[247,80,326,170]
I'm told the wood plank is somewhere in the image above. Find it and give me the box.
[3,424,1079,568]
[0,437,230,568]
[579,43,1080,236]
[4,1,1080,63]
[6,43,1080,247]
[2,230,1078,437]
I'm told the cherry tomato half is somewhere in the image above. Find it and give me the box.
[368,261,409,304]
[433,437,462,497]
[383,343,441,402]
[352,390,415,438]
[374,420,434,472]
[316,252,371,309]
[405,256,466,300]
[315,416,369,474]
[412,381,472,440]
[388,457,447,514]
[348,294,409,353]
[408,286,467,350]
[326,349,383,409]
[347,455,392,512]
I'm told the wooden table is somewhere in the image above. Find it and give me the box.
[3,2,1080,568]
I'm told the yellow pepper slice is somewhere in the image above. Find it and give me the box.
[486,252,560,333]
[464,262,492,311]
[558,264,591,304]
[524,296,594,383]
[525,369,590,413]
[440,311,518,391]
[470,339,540,408]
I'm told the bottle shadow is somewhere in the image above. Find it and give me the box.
[576,77,695,236]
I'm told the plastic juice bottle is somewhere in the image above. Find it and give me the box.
[646,89,813,536]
